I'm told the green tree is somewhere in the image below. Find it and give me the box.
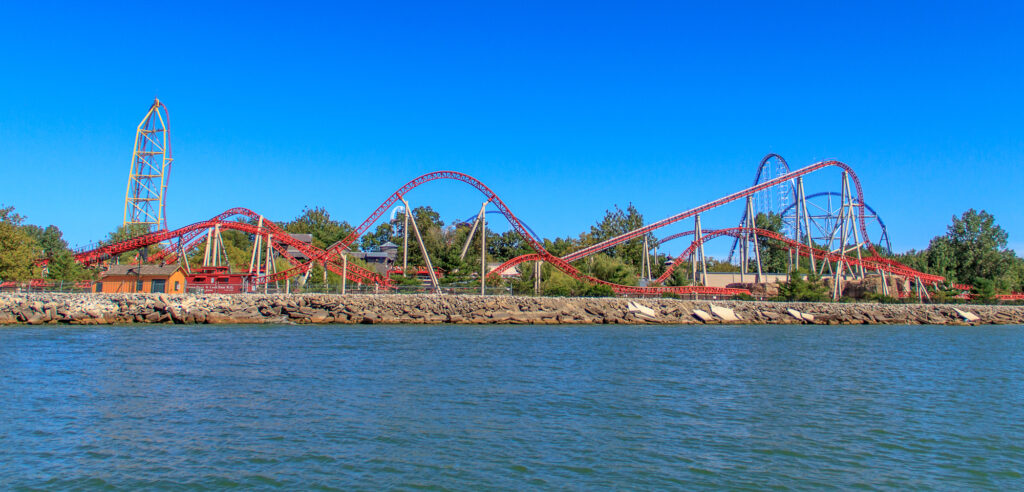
[585,204,651,271]
[46,249,91,281]
[220,229,256,272]
[105,223,154,244]
[284,206,355,250]
[26,225,91,281]
[508,260,538,295]
[581,254,637,286]
[490,229,532,262]
[543,237,579,257]
[103,223,160,263]
[942,210,1016,289]
[391,206,445,268]
[777,273,829,302]
[706,257,740,273]
[578,282,615,297]
[0,206,40,282]
[1009,257,1024,293]
[664,262,691,287]
[970,278,996,304]
[434,244,470,283]
[905,209,1020,291]
[360,222,395,251]
[541,267,576,296]
[754,212,788,273]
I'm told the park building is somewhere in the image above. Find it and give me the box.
[350,241,399,275]
[96,265,187,294]
[285,233,314,260]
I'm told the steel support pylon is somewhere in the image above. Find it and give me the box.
[123,99,173,232]
[401,197,441,294]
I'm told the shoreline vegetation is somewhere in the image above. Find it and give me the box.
[2,293,1022,326]
[2,205,1024,303]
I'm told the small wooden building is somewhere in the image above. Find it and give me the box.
[98,265,186,294]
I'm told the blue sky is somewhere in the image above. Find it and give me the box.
[1,1,1022,258]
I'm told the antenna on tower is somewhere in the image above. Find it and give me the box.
[123,98,173,232]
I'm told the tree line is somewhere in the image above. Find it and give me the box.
[2,203,1022,298]
[0,206,91,282]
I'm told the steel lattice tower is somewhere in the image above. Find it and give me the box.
[123,98,173,231]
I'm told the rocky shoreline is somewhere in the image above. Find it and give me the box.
[1,293,1022,326]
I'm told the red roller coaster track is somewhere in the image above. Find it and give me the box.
[650,227,944,285]
[70,158,1018,298]
[561,159,877,262]
[74,218,388,288]
[649,228,940,285]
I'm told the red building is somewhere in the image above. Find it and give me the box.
[185,266,256,294]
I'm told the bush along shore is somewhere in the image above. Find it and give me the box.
[1,293,1023,325]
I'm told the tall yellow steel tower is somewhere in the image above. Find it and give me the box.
[123,98,173,231]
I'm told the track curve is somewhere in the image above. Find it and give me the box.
[653,227,942,285]
[774,191,892,253]
[74,218,387,287]
[73,160,946,297]
[561,159,877,263]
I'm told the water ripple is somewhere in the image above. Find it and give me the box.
[1,324,1022,489]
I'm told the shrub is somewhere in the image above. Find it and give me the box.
[777,273,829,302]
[580,283,615,297]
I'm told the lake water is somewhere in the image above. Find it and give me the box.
[1,324,1022,490]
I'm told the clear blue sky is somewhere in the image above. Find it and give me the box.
[1,1,1022,258]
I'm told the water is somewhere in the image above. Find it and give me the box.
[1,324,1022,490]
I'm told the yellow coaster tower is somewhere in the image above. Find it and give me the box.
[123,98,173,231]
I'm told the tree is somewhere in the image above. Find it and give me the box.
[777,273,829,302]
[706,257,740,273]
[490,230,532,262]
[391,206,445,269]
[0,206,41,282]
[434,244,469,283]
[27,225,91,281]
[508,260,538,294]
[578,283,615,297]
[942,209,1016,289]
[543,237,579,258]
[1009,258,1024,293]
[105,223,154,244]
[541,267,576,296]
[582,254,637,286]
[46,249,92,282]
[25,225,66,257]
[754,212,788,273]
[585,204,650,271]
[895,248,929,274]
[970,278,997,304]
[284,207,355,250]
[904,210,1019,291]
[663,263,691,287]
[103,223,160,263]
[360,222,395,251]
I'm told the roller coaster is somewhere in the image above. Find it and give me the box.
[62,100,1024,301]
[74,159,952,300]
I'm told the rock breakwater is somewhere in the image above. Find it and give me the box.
[1,293,1022,325]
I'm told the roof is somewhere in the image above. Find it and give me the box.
[380,241,398,249]
[289,233,313,243]
[352,251,394,260]
[102,264,182,277]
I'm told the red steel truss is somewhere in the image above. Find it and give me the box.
[70,158,1019,298]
